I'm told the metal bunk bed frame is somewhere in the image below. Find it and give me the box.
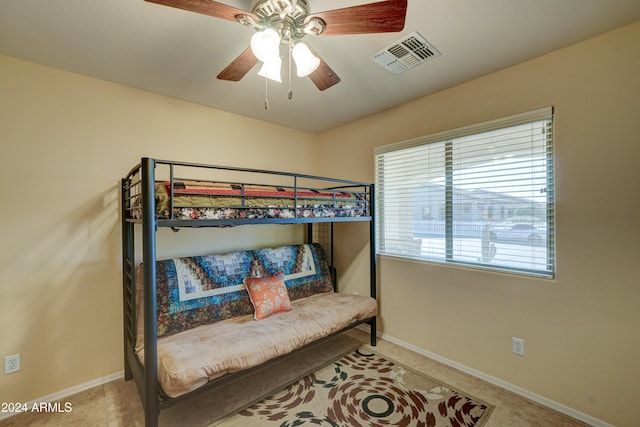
[121,158,376,427]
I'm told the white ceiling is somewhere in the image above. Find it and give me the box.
[2,1,640,134]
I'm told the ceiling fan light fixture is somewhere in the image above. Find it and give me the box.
[292,42,320,77]
[148,0,409,95]
[258,56,283,82]
[250,28,281,62]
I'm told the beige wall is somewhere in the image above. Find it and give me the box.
[0,55,318,404]
[317,21,640,426]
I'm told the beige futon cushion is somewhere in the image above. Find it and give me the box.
[136,292,377,398]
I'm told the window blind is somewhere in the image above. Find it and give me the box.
[375,107,555,277]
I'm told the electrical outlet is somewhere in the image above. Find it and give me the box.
[4,354,21,374]
[512,338,524,356]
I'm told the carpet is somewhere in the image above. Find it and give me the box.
[215,347,493,427]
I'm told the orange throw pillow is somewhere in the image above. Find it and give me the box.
[244,272,292,320]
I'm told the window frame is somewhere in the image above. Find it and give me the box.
[374,107,555,278]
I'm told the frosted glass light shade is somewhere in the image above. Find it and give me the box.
[251,28,280,63]
[258,56,282,82]
[292,42,320,77]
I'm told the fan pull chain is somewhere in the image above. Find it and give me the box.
[288,41,293,100]
[264,75,269,110]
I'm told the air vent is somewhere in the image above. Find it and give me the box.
[370,31,441,73]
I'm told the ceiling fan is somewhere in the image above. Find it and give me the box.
[145,0,408,93]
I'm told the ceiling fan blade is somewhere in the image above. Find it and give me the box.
[309,0,407,36]
[307,49,341,91]
[145,0,257,23]
[217,47,259,81]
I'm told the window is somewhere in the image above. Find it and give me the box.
[375,107,555,278]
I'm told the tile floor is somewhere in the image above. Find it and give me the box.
[0,330,589,426]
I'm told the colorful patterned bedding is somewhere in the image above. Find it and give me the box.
[136,180,368,220]
[136,244,334,340]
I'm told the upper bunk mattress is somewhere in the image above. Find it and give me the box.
[140,180,368,221]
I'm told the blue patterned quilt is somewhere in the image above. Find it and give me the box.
[152,244,333,337]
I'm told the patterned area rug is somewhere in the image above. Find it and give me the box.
[216,347,493,427]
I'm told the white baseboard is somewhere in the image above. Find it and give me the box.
[0,371,123,421]
[356,325,613,427]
